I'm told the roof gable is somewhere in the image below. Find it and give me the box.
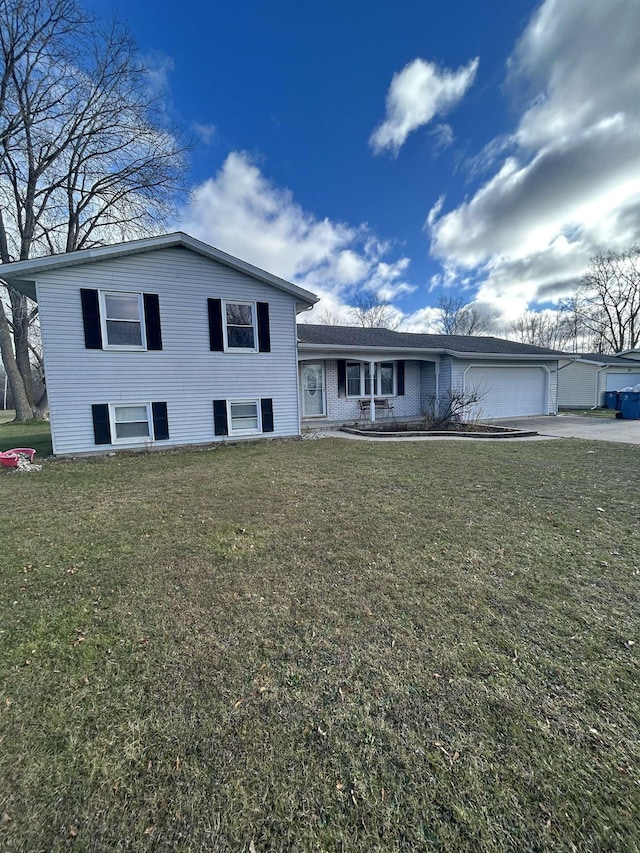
[0,232,318,307]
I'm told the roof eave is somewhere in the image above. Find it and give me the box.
[0,231,318,307]
[444,349,560,360]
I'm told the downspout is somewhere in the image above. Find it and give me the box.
[369,360,376,422]
[594,366,607,409]
[434,360,440,417]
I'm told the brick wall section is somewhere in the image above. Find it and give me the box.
[306,359,423,422]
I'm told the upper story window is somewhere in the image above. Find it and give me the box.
[81,288,162,352]
[102,292,145,348]
[208,298,270,354]
[224,301,256,350]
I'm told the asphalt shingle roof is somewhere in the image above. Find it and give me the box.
[577,353,640,365]
[297,324,563,356]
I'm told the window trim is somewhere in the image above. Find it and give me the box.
[346,361,397,398]
[227,398,262,435]
[109,402,153,444]
[222,299,258,353]
[99,290,147,351]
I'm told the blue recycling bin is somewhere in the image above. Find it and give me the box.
[619,391,640,420]
[603,391,619,409]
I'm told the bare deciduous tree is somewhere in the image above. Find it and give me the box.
[434,295,494,336]
[575,246,640,353]
[315,309,347,326]
[422,386,487,428]
[509,310,574,351]
[0,0,187,420]
[349,289,401,330]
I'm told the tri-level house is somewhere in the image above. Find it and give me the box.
[1,233,317,455]
[3,232,566,456]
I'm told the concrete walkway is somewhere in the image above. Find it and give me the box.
[307,414,640,445]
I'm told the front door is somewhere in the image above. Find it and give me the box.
[302,362,325,417]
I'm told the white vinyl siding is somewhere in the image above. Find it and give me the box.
[35,247,302,455]
[557,360,601,408]
[419,361,437,399]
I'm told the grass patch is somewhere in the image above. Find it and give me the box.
[1,437,639,851]
[0,416,52,457]
[558,408,617,419]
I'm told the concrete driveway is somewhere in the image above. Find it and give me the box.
[494,414,640,445]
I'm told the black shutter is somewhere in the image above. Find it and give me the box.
[92,404,111,444]
[257,302,271,352]
[152,402,169,440]
[81,289,103,349]
[337,360,346,397]
[397,360,405,396]
[261,398,274,432]
[213,400,228,435]
[208,299,224,351]
[144,294,163,350]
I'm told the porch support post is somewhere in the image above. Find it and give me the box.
[369,360,376,422]
[434,360,440,417]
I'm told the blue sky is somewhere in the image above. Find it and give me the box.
[103,0,640,330]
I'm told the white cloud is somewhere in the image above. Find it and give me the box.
[428,123,454,154]
[193,123,217,145]
[427,0,640,324]
[179,151,413,320]
[370,57,479,155]
[399,305,441,333]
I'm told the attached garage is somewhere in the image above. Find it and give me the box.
[465,365,549,418]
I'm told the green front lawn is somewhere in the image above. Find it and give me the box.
[1,437,638,851]
[0,415,52,457]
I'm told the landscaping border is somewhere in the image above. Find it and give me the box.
[340,423,539,439]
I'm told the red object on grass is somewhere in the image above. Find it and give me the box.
[0,448,37,468]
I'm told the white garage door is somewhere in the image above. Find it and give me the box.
[606,372,640,391]
[466,367,547,419]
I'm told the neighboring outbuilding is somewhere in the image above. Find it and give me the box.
[1,233,317,455]
[557,354,640,409]
[297,325,560,425]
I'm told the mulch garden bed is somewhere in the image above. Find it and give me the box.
[341,421,538,438]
